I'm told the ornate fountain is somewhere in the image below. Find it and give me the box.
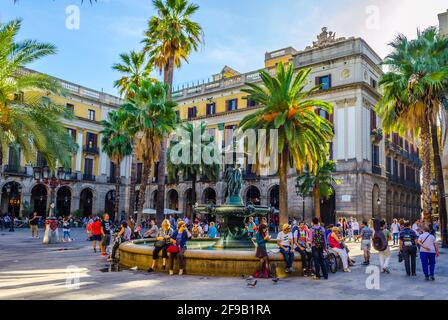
[194,164,271,249]
[118,165,301,277]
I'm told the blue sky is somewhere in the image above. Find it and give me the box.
[0,0,446,96]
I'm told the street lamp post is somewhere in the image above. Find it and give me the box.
[295,182,308,222]
[33,166,69,244]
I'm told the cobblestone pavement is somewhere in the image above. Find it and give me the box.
[0,228,447,300]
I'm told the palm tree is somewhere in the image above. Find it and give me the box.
[101,110,133,222]
[377,27,448,223]
[0,19,74,170]
[296,160,340,221]
[143,0,203,224]
[167,122,219,217]
[122,80,177,227]
[112,51,153,99]
[240,63,334,225]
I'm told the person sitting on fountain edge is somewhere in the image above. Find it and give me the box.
[277,224,294,273]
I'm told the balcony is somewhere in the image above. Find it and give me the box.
[372,164,382,175]
[82,174,96,182]
[83,145,99,155]
[3,165,27,176]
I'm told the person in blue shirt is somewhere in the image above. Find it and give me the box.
[208,222,218,238]
[169,221,191,276]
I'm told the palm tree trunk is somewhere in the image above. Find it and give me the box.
[431,121,447,246]
[114,160,121,223]
[191,173,197,221]
[314,183,321,221]
[279,148,289,226]
[136,162,150,228]
[127,159,137,221]
[155,54,175,225]
[421,119,432,222]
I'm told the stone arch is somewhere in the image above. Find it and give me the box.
[267,184,280,210]
[56,186,72,217]
[245,185,261,205]
[31,184,48,217]
[1,180,23,217]
[202,187,217,205]
[79,188,94,217]
[167,189,179,210]
[184,188,194,218]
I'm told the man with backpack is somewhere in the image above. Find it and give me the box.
[310,217,328,280]
[399,221,418,277]
[374,220,392,273]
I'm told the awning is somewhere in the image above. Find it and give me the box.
[134,208,183,216]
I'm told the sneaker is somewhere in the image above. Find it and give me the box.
[343,268,351,273]
[362,261,369,266]
[179,269,184,276]
[93,248,97,253]
[169,270,174,276]
[147,268,154,273]
[384,268,391,274]
[312,275,320,280]
[411,273,417,277]
[425,276,430,281]
[430,276,435,281]
[101,253,108,257]
[284,268,290,274]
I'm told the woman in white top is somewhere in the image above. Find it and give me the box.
[390,219,400,246]
[418,226,439,281]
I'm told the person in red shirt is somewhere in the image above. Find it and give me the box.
[91,217,102,253]
[328,227,350,272]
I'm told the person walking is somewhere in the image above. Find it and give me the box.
[357,221,373,265]
[91,217,102,253]
[255,223,271,278]
[310,217,328,280]
[378,220,392,273]
[399,221,418,277]
[418,226,439,281]
[100,214,112,257]
[276,224,294,274]
[352,218,360,242]
[29,212,41,239]
[62,216,72,242]
[390,218,400,246]
[168,221,191,276]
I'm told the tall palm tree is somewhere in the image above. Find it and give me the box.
[143,0,203,224]
[167,122,219,216]
[122,80,177,227]
[377,27,448,223]
[101,110,133,222]
[296,160,340,221]
[240,64,334,225]
[112,51,153,99]
[112,50,154,220]
[0,19,74,170]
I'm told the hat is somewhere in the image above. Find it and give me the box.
[282,224,291,231]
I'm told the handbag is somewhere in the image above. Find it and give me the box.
[398,250,403,263]
[154,240,165,248]
[167,244,180,254]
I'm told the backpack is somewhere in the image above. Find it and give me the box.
[312,227,325,249]
[373,230,388,251]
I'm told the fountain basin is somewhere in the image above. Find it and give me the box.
[119,239,302,278]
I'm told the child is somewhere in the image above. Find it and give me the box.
[63,217,72,242]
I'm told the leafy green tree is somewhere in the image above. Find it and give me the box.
[167,122,220,212]
[122,80,177,226]
[143,0,203,223]
[240,64,334,225]
[377,27,448,222]
[101,110,134,222]
[296,160,340,221]
[0,19,76,170]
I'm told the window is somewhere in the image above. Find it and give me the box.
[206,103,216,116]
[226,99,238,111]
[88,109,96,121]
[109,162,116,182]
[136,163,143,184]
[84,158,94,175]
[188,106,197,119]
[247,99,257,108]
[393,159,398,178]
[86,132,98,149]
[386,157,391,174]
[370,109,377,131]
[36,152,47,167]
[8,146,20,166]
[316,74,332,90]
[372,145,380,166]
[66,103,74,113]
[370,78,377,89]
[67,128,77,141]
